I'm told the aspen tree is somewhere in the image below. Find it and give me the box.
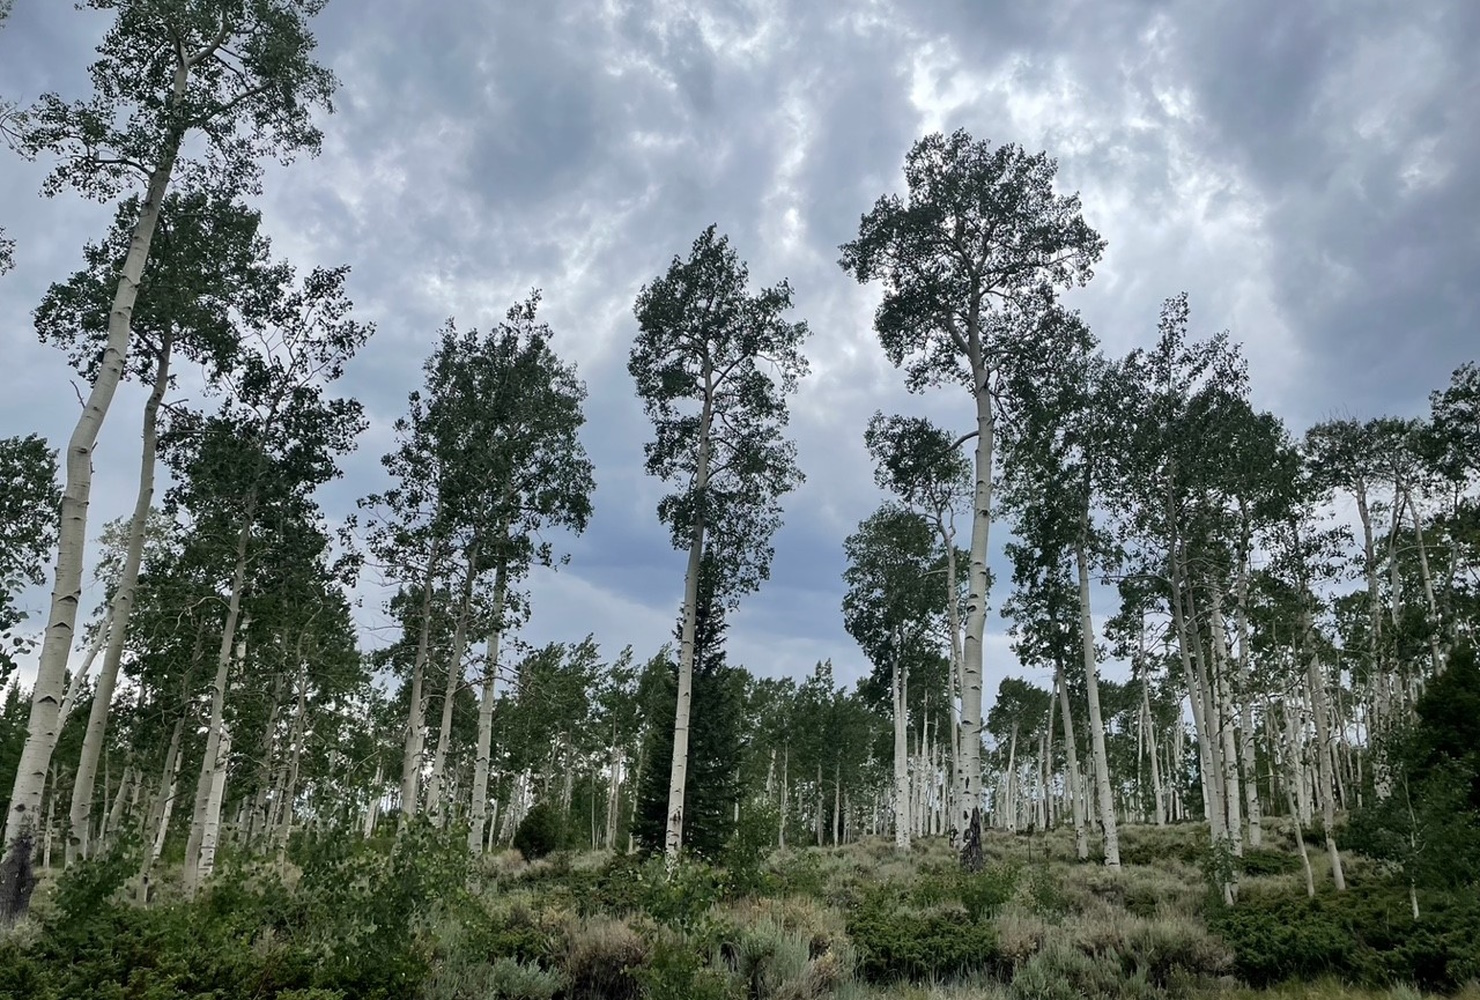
[4,3,334,899]
[841,131,1104,843]
[630,226,808,861]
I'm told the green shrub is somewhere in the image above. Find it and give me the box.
[462,901,558,966]
[514,803,566,860]
[769,851,826,899]
[635,930,732,1000]
[847,893,1001,983]
[961,862,1020,922]
[909,862,958,907]
[1210,882,1480,992]
[1238,847,1299,877]
[1024,865,1070,920]
[643,857,729,931]
[1010,941,1152,1000]
[483,957,564,999]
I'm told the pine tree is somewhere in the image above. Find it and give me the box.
[634,558,745,858]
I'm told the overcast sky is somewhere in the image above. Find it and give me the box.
[1,0,1476,702]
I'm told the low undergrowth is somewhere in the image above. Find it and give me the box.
[1,820,1475,999]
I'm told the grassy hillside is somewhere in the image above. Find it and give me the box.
[3,819,1478,999]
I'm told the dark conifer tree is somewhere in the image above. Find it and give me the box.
[634,557,745,858]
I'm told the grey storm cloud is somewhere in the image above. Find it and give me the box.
[1,0,1475,699]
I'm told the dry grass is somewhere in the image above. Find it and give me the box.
[561,915,648,1000]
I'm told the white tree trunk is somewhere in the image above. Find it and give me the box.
[363,764,383,838]
[892,650,910,852]
[1056,664,1088,857]
[399,553,440,823]
[271,667,308,853]
[1076,538,1119,867]
[100,763,133,853]
[664,393,712,862]
[427,553,478,825]
[1305,655,1345,890]
[469,563,508,852]
[777,745,788,849]
[939,510,965,833]
[1403,489,1444,673]
[57,614,109,735]
[67,333,173,866]
[245,670,288,846]
[960,378,992,832]
[184,527,251,895]
[1209,588,1243,854]
[1354,487,1392,798]
[195,722,233,885]
[2,137,184,875]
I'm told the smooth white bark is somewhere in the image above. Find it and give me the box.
[892,645,909,851]
[664,386,713,862]
[468,563,507,853]
[184,531,251,896]
[427,553,478,825]
[3,144,182,866]
[1054,662,1089,857]
[399,550,441,824]
[960,380,992,831]
[1076,537,1119,867]
[67,334,173,865]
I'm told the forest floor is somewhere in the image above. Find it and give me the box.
[3,817,1479,999]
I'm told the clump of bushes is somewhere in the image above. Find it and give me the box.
[1211,882,1480,992]
[513,802,566,860]
[562,917,648,1000]
[846,886,1001,983]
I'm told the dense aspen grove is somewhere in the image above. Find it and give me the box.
[1,3,1478,999]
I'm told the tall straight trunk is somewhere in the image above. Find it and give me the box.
[400,543,442,824]
[892,645,910,852]
[1353,485,1390,797]
[939,509,965,831]
[960,369,992,832]
[777,745,788,849]
[3,127,187,883]
[1187,580,1232,842]
[1283,699,1313,825]
[1042,686,1055,830]
[245,669,289,846]
[469,564,508,852]
[185,519,253,895]
[58,614,110,734]
[1209,588,1243,853]
[1141,677,1166,826]
[1076,535,1119,867]
[1190,612,1230,838]
[1004,723,1019,833]
[138,642,201,897]
[427,551,479,825]
[363,764,383,838]
[1285,759,1316,899]
[196,721,233,884]
[665,388,713,862]
[67,333,174,866]
[1231,583,1262,845]
[1055,663,1088,857]
[1305,654,1346,890]
[102,763,136,854]
[604,737,622,850]
[1169,550,1225,843]
[1403,489,1444,673]
[271,665,308,852]
[816,761,826,844]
